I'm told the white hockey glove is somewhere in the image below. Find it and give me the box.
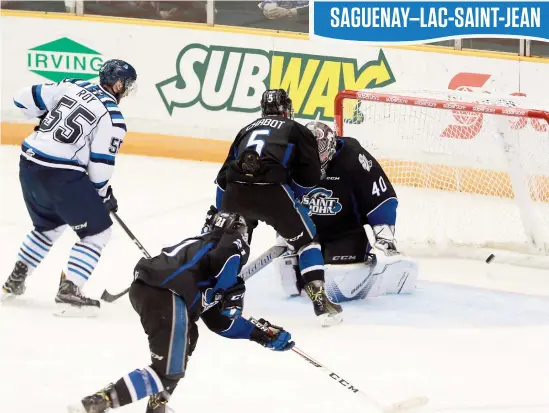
[371,224,399,256]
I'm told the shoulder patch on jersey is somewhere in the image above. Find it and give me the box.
[358,153,372,172]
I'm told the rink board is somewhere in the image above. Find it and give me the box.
[5,121,549,201]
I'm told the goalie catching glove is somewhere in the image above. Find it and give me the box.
[250,317,295,351]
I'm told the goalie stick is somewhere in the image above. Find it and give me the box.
[101,242,288,303]
[291,346,428,413]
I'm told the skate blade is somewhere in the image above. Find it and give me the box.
[67,402,87,413]
[54,303,100,318]
[0,290,17,303]
[319,312,343,327]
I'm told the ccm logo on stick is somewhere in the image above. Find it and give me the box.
[329,373,359,393]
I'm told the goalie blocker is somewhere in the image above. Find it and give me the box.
[275,121,418,302]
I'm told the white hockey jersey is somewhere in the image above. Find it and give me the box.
[14,79,126,196]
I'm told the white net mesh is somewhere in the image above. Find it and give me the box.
[338,89,549,257]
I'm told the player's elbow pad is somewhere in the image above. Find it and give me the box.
[367,197,398,226]
[13,87,46,119]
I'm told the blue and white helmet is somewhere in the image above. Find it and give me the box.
[99,59,137,99]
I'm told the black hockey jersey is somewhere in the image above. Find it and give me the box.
[216,115,321,189]
[302,137,398,242]
[134,229,249,322]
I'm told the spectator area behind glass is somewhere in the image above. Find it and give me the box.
[84,1,207,23]
[1,0,69,12]
[215,1,309,33]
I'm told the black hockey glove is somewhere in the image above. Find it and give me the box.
[101,186,118,213]
[34,113,48,132]
[249,317,295,352]
[216,277,245,319]
[201,205,218,234]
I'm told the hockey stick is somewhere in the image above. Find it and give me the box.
[101,243,288,303]
[291,346,428,413]
[111,212,152,260]
[241,245,288,281]
[100,213,151,303]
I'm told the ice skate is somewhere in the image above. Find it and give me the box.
[304,280,343,327]
[147,391,175,413]
[67,384,115,413]
[55,272,100,317]
[1,261,29,301]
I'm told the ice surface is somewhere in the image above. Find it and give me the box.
[1,145,549,413]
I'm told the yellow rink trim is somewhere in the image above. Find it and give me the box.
[3,121,549,202]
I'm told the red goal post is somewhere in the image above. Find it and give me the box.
[333,89,549,257]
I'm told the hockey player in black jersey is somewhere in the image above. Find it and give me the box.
[275,121,418,301]
[213,89,343,326]
[69,211,294,413]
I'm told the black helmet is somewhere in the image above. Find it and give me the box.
[210,211,248,240]
[99,59,137,100]
[260,89,294,119]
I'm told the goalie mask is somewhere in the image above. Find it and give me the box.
[306,121,337,176]
[260,89,294,119]
[210,211,249,243]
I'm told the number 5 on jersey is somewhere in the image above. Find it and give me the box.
[246,129,270,156]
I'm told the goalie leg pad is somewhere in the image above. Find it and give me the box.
[323,261,385,303]
[372,253,419,295]
[275,254,302,297]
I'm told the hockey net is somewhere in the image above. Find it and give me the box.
[334,89,549,263]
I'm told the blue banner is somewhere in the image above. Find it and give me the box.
[312,1,549,43]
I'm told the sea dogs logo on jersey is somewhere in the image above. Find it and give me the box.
[157,44,395,120]
[358,154,372,171]
[302,188,342,216]
[28,37,104,83]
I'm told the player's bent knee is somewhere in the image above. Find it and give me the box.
[297,242,324,283]
[41,224,67,243]
[81,226,112,249]
[148,365,183,390]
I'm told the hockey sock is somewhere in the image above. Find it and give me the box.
[113,367,165,407]
[65,228,111,288]
[65,240,104,288]
[16,227,64,274]
[298,243,325,284]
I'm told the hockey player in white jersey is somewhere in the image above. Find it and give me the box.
[1,59,137,314]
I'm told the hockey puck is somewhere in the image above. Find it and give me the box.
[486,254,495,263]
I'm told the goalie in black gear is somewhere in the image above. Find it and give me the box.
[68,211,294,413]
[275,121,418,302]
[212,89,342,327]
